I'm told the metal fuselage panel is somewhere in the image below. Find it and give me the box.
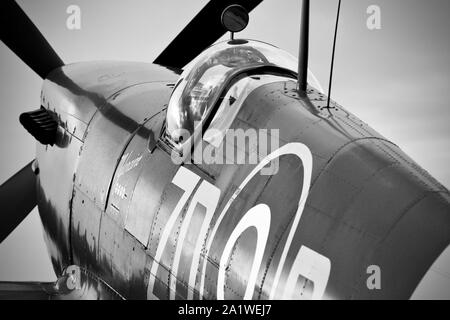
[36,62,177,277]
[37,66,450,300]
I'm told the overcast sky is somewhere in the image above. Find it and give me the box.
[0,0,449,282]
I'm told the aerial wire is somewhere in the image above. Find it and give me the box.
[326,0,342,108]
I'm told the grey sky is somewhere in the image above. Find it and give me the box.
[0,0,449,281]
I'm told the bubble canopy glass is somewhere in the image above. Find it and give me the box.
[165,39,298,147]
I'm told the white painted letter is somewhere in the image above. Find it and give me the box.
[283,246,331,300]
[147,167,200,298]
[170,180,221,300]
[217,204,271,300]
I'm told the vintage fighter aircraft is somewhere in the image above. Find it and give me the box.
[0,0,449,300]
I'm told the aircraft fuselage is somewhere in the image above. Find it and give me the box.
[35,61,450,300]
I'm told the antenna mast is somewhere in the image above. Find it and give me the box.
[297,0,310,94]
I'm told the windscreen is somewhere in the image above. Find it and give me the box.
[165,40,298,147]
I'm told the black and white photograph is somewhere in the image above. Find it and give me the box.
[0,0,449,304]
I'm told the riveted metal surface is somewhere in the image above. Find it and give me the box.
[41,62,177,141]
[36,126,84,276]
[194,80,450,300]
[74,82,173,209]
[94,113,166,299]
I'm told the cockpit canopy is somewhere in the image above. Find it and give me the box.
[165,39,298,148]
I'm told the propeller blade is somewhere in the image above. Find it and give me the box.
[154,0,263,70]
[0,161,37,244]
[0,0,64,79]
